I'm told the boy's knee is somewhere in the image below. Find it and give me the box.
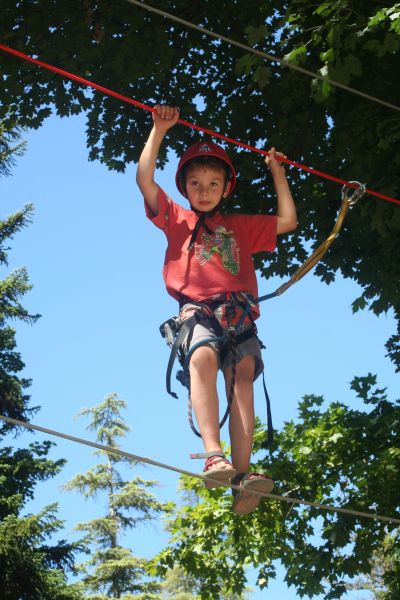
[189,345,218,374]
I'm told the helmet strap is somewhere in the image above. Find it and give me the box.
[187,201,222,252]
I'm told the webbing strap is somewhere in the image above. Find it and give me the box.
[187,204,221,252]
[264,183,366,301]
[262,371,273,448]
[273,192,353,297]
[235,183,366,331]
[166,315,199,398]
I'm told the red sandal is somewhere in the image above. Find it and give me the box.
[191,451,237,489]
[231,472,274,515]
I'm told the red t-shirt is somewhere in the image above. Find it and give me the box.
[146,187,277,316]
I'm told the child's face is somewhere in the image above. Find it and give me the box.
[185,165,230,212]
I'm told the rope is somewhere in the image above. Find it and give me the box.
[1,414,399,525]
[0,43,399,207]
[123,0,400,114]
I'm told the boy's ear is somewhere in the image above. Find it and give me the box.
[223,180,231,197]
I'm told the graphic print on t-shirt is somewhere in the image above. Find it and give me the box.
[194,225,240,276]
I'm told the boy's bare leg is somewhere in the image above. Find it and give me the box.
[189,345,232,471]
[224,355,255,473]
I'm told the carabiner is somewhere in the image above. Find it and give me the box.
[341,181,366,206]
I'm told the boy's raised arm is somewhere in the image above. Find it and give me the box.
[136,105,180,216]
[265,148,297,235]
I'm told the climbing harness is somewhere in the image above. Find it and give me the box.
[160,292,265,437]
[160,182,366,444]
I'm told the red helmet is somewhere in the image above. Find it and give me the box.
[175,140,236,198]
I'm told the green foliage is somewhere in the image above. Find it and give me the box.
[385,323,400,372]
[0,266,37,324]
[157,566,201,599]
[0,121,26,177]
[0,505,84,600]
[64,393,172,598]
[0,442,65,518]
[345,531,400,599]
[0,205,32,264]
[154,375,400,599]
[0,203,41,422]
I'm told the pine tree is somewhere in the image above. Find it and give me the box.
[63,393,170,599]
[345,531,400,600]
[157,565,250,599]
[0,122,84,600]
[0,201,39,423]
[0,120,26,177]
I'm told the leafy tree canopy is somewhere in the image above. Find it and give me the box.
[1,1,399,367]
[154,374,400,600]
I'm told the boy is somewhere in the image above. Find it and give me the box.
[136,105,297,514]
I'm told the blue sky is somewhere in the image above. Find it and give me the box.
[1,112,398,598]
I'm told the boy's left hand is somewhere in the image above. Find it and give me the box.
[265,147,287,177]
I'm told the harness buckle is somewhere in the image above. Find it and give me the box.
[159,316,181,347]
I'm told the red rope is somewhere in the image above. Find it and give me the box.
[1,43,399,206]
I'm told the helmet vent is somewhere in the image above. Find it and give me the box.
[198,143,212,153]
